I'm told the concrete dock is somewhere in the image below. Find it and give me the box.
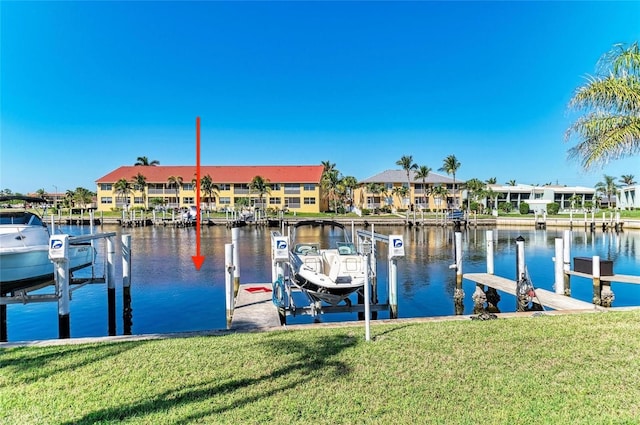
[230,283,281,330]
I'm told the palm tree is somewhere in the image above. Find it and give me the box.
[620,174,636,185]
[506,179,517,186]
[74,187,95,209]
[485,177,497,185]
[439,154,461,208]
[595,174,621,208]
[565,42,640,170]
[321,169,343,213]
[113,178,133,209]
[465,178,487,212]
[249,175,271,211]
[431,185,449,213]
[414,165,432,208]
[391,186,408,209]
[132,172,148,209]
[364,182,384,210]
[341,175,358,212]
[396,155,417,207]
[134,156,160,166]
[167,175,183,208]
[200,174,219,210]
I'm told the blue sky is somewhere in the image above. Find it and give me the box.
[2,1,639,194]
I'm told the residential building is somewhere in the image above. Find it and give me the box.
[95,165,326,213]
[355,169,460,211]
[618,185,639,210]
[482,184,597,213]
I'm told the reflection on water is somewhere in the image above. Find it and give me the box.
[4,224,639,342]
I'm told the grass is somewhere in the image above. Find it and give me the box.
[2,311,640,424]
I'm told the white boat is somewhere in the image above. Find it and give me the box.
[288,220,367,306]
[0,196,94,294]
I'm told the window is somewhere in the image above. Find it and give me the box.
[100,183,112,191]
[303,183,315,191]
[219,184,231,191]
[271,183,281,191]
[234,184,249,194]
[304,197,316,205]
[183,183,194,191]
[183,197,194,205]
[134,197,144,204]
[101,197,113,204]
[285,197,301,208]
[269,197,282,205]
[148,184,164,195]
[284,184,300,194]
[219,197,231,205]
[385,183,393,191]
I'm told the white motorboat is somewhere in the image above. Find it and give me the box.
[0,196,94,294]
[288,220,367,306]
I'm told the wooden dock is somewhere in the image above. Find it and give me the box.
[463,273,606,311]
[566,270,640,285]
[230,283,281,330]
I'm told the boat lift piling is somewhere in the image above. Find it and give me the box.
[225,243,235,329]
[232,227,241,297]
[122,234,132,335]
[452,231,464,313]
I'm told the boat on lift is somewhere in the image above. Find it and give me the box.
[288,220,367,306]
[0,196,94,294]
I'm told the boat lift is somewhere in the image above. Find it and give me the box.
[1,231,132,341]
[269,225,405,325]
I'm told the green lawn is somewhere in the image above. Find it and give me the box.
[2,310,640,424]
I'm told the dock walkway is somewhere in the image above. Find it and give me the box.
[230,283,281,330]
[463,273,605,311]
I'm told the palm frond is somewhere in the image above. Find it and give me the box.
[568,74,640,115]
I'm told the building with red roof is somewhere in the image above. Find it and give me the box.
[95,165,327,213]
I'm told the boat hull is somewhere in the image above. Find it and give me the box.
[0,244,94,294]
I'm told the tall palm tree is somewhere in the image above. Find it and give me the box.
[132,172,148,209]
[565,42,640,170]
[341,175,358,211]
[485,177,497,185]
[396,155,417,207]
[74,187,95,209]
[414,165,432,208]
[391,186,408,209]
[134,156,160,166]
[167,175,183,208]
[439,154,461,208]
[465,178,487,211]
[113,179,133,209]
[620,174,636,185]
[507,180,517,186]
[200,174,219,210]
[249,175,271,211]
[431,185,449,213]
[364,182,384,210]
[322,169,343,213]
[595,174,621,207]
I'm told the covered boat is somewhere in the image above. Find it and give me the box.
[0,196,94,294]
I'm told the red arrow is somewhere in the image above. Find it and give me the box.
[192,116,205,270]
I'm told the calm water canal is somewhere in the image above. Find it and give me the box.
[4,223,640,342]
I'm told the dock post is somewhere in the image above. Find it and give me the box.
[592,255,601,306]
[515,236,527,312]
[388,256,398,319]
[472,230,492,312]
[50,234,71,338]
[122,234,132,335]
[362,240,372,341]
[370,223,378,319]
[107,236,116,336]
[453,231,464,314]
[562,230,572,296]
[554,238,565,295]
[232,227,241,297]
[225,243,235,329]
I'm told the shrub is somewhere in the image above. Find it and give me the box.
[519,202,530,214]
[499,202,513,213]
[547,203,560,215]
